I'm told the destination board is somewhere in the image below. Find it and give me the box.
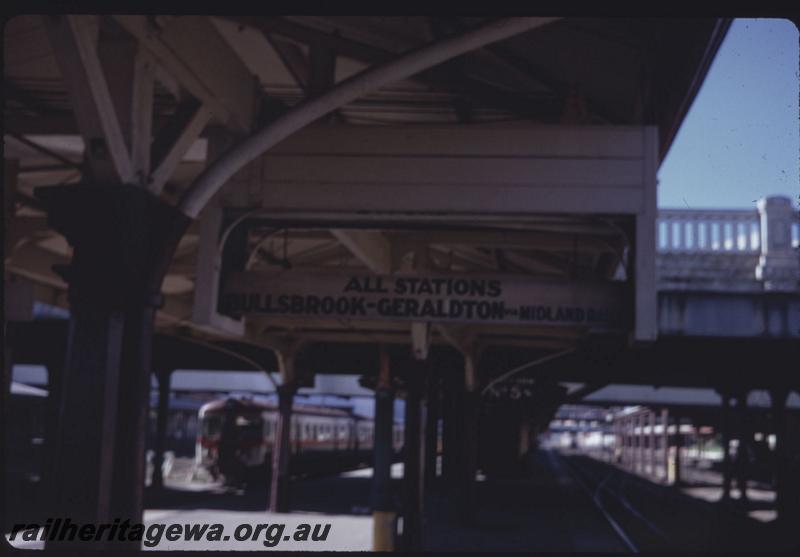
[221,271,629,329]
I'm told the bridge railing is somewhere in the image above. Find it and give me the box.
[656,196,800,291]
[657,208,761,253]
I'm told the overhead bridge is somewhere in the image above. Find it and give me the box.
[656,198,800,339]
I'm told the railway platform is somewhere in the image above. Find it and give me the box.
[7,450,793,551]
[137,453,633,551]
[137,449,786,551]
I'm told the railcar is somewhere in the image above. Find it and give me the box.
[196,396,403,485]
[5,382,48,529]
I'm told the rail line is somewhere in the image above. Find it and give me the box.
[551,450,674,553]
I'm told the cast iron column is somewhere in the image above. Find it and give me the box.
[721,393,732,501]
[459,389,479,525]
[648,410,656,477]
[621,417,628,469]
[640,412,647,475]
[151,369,172,490]
[270,383,297,513]
[673,413,682,487]
[400,358,426,551]
[734,391,750,504]
[425,370,440,489]
[35,184,189,549]
[441,366,461,490]
[770,388,789,523]
[661,408,669,483]
[372,349,396,551]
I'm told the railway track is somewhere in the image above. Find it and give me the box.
[552,450,775,553]
[553,450,673,552]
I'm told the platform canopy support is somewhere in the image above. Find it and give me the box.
[441,365,463,492]
[770,388,792,525]
[150,369,172,490]
[459,349,480,526]
[34,15,216,547]
[34,184,189,549]
[734,390,750,504]
[269,344,302,513]
[660,408,669,483]
[673,413,683,487]
[720,392,733,501]
[648,410,656,477]
[371,348,397,552]
[425,369,441,490]
[399,325,430,552]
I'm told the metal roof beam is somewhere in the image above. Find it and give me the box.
[4,81,55,116]
[5,133,82,170]
[97,18,156,182]
[114,15,257,135]
[225,16,558,122]
[149,99,212,195]
[308,41,337,98]
[330,229,393,275]
[42,15,134,183]
[265,35,310,89]
[179,17,562,217]
[485,43,628,124]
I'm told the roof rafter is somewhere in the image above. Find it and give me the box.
[42,14,134,183]
[330,229,393,275]
[113,15,257,134]
[223,16,558,122]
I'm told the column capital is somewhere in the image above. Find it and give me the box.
[35,183,191,310]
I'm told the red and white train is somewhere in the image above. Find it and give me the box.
[196,396,404,484]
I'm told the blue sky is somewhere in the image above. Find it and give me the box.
[657,18,799,210]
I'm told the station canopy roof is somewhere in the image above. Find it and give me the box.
[5,16,730,195]
[563,383,800,410]
[5,16,731,371]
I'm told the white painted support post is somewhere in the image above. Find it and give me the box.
[42,15,134,183]
[191,203,245,336]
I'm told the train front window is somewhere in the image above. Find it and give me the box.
[235,414,263,444]
[202,415,222,437]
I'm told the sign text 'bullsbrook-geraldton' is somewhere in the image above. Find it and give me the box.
[221,272,627,328]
